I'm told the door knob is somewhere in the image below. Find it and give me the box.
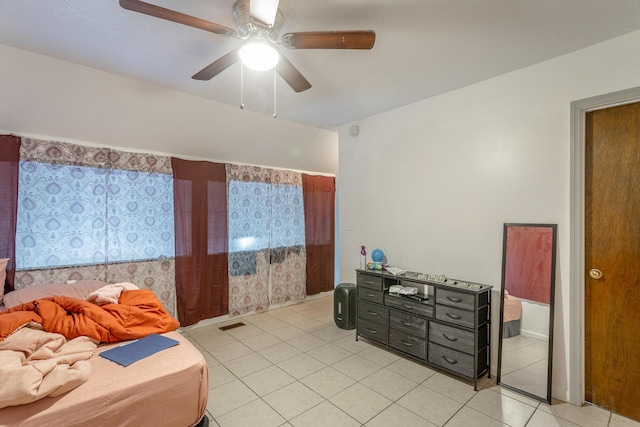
[589,269,603,280]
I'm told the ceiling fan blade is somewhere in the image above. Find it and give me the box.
[276,54,312,93]
[192,51,239,80]
[119,0,237,38]
[281,30,376,49]
[250,0,280,26]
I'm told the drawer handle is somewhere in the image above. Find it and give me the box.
[400,340,414,347]
[442,333,458,342]
[401,321,414,327]
[442,355,458,365]
[446,313,462,320]
[446,296,462,303]
[367,310,379,316]
[365,293,376,297]
[366,327,378,334]
[402,304,414,310]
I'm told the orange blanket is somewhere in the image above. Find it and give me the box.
[0,290,179,343]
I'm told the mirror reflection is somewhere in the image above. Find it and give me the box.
[498,223,557,403]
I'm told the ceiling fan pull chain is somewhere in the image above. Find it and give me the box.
[240,62,245,110]
[273,68,277,119]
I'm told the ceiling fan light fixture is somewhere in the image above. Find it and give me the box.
[238,40,279,71]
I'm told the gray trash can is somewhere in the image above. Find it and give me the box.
[334,283,357,330]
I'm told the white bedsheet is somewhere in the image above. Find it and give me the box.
[0,327,98,409]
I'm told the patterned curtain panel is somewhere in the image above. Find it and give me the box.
[269,246,306,304]
[270,169,307,304]
[0,135,21,294]
[14,138,177,318]
[15,265,107,288]
[226,164,306,316]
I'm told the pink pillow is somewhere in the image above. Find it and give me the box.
[3,279,108,309]
[0,258,8,304]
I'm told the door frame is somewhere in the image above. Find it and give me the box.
[570,86,640,405]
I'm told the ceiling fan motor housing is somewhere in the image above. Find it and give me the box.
[233,0,282,41]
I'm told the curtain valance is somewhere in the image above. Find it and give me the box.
[20,138,172,174]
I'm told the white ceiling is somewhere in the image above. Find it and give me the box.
[1,0,640,130]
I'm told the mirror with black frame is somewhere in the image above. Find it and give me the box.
[497,223,557,403]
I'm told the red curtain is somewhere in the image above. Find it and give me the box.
[172,158,228,326]
[302,174,336,295]
[0,135,20,295]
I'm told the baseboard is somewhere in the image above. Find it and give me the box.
[180,290,334,332]
[521,329,549,341]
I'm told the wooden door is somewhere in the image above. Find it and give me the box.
[585,102,640,421]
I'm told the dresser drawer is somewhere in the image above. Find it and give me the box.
[358,286,384,305]
[427,342,475,378]
[357,300,388,326]
[428,342,488,379]
[435,304,477,329]
[436,288,475,311]
[357,273,383,291]
[385,294,433,318]
[358,318,388,345]
[429,322,486,354]
[389,309,427,340]
[389,330,426,360]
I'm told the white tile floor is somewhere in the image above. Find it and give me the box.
[500,335,548,399]
[181,295,640,427]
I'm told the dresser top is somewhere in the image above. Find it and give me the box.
[356,269,493,293]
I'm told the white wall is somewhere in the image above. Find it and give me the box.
[521,301,550,340]
[0,43,338,174]
[338,30,640,403]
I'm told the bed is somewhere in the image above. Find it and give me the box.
[502,290,522,338]
[0,280,209,427]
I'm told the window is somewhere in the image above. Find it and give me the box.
[106,169,174,262]
[16,161,174,269]
[227,181,305,253]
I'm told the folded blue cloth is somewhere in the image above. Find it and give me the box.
[99,333,179,367]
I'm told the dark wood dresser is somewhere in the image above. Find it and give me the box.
[355,269,492,390]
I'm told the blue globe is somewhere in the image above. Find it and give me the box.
[371,248,384,263]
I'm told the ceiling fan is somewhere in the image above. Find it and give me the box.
[119,0,376,93]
